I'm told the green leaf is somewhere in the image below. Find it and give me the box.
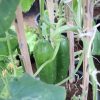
[26,31,37,54]
[21,0,35,12]
[41,11,50,37]
[73,0,78,12]
[15,66,24,77]
[0,29,18,56]
[39,0,45,17]
[8,74,66,100]
[92,31,100,55]
[0,0,20,33]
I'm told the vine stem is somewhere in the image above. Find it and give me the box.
[6,32,16,77]
[39,0,45,18]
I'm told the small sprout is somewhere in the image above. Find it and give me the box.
[8,63,14,72]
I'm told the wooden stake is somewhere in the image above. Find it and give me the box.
[68,30,75,83]
[65,2,75,83]
[82,0,94,99]
[15,6,33,76]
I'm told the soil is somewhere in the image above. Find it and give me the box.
[66,79,82,100]
[94,7,100,17]
[65,78,93,100]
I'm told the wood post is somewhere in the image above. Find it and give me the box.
[65,2,75,83]
[15,6,33,76]
[82,0,94,99]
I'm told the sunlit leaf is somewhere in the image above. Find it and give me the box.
[21,0,35,12]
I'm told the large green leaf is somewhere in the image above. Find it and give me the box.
[0,29,18,56]
[92,31,100,55]
[0,0,20,33]
[0,74,66,100]
[21,0,35,12]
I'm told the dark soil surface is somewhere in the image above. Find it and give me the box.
[94,7,100,17]
[65,79,93,100]
[66,79,82,100]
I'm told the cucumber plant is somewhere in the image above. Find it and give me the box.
[0,0,66,100]
[0,0,100,100]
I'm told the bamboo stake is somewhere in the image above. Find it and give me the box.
[67,24,75,83]
[82,0,94,99]
[15,6,33,76]
[65,2,75,83]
